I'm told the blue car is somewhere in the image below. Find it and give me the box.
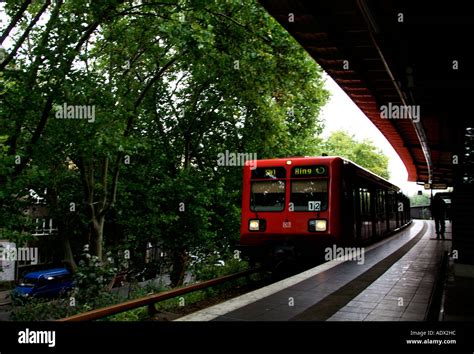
[13,268,74,300]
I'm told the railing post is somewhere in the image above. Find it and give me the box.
[147,303,158,316]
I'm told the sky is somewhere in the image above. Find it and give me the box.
[319,73,425,196]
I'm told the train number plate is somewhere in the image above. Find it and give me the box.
[308,201,321,211]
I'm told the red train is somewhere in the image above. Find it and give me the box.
[239,156,410,267]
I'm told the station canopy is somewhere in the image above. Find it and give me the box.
[260,0,474,186]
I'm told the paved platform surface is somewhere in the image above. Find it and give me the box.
[178,220,450,321]
[327,221,450,321]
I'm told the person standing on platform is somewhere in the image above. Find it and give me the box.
[431,193,446,240]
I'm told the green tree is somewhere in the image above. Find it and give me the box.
[409,193,431,206]
[1,0,329,286]
[318,130,390,179]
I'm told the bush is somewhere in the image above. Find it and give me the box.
[0,281,14,291]
[193,254,249,281]
[10,291,123,321]
[10,297,70,321]
[73,245,118,305]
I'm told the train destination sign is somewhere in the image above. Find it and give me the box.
[251,167,286,179]
[291,165,328,177]
[424,183,448,190]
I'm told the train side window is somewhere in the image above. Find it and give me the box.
[376,189,385,213]
[359,188,370,214]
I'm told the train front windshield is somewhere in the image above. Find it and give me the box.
[248,165,329,212]
[290,165,329,211]
[291,179,328,211]
[250,180,285,211]
[250,167,286,211]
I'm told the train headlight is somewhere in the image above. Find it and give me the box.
[249,219,266,231]
[308,219,327,232]
[315,220,327,231]
[249,220,260,231]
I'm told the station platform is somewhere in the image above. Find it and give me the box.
[177,220,452,321]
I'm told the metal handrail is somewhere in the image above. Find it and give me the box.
[57,268,259,322]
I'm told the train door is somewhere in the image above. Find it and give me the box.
[359,186,372,242]
[374,188,387,236]
[341,163,357,245]
[387,190,397,230]
[353,185,362,244]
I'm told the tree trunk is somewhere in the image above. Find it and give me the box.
[170,249,188,287]
[48,187,78,271]
[91,217,105,261]
[61,230,77,272]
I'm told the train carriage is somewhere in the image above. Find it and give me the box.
[239,156,410,267]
